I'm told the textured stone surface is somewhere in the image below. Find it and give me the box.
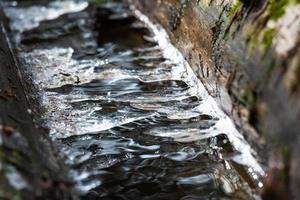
[0,6,76,200]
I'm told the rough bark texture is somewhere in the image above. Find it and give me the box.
[131,0,300,199]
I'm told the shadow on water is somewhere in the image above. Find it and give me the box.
[3,0,264,199]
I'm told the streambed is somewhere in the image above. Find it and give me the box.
[3,1,264,199]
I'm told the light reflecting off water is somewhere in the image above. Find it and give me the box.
[4,0,264,199]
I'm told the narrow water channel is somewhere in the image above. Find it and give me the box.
[4,1,264,199]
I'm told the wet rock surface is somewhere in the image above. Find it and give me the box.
[132,0,300,199]
[0,6,75,199]
[1,0,266,199]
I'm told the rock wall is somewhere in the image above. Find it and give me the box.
[0,6,76,200]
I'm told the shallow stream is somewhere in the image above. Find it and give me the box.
[4,1,264,199]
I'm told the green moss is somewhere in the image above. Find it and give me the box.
[239,88,256,108]
[291,0,300,5]
[267,0,289,20]
[227,0,242,17]
[89,0,106,5]
[0,149,22,167]
[261,28,277,53]
[245,0,300,54]
[268,0,300,21]
[247,32,259,55]
[246,27,276,57]
[246,0,300,55]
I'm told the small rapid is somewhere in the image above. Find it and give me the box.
[4,1,264,199]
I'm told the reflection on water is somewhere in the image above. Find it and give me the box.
[5,0,264,199]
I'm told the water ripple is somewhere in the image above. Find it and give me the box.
[5,0,264,199]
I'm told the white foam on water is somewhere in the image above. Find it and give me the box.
[4,1,88,33]
[22,48,136,89]
[132,7,265,178]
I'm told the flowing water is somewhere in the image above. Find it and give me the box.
[3,1,264,199]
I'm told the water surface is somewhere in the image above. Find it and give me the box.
[4,1,264,199]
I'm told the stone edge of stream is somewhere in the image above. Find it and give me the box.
[0,3,79,200]
[130,0,300,199]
